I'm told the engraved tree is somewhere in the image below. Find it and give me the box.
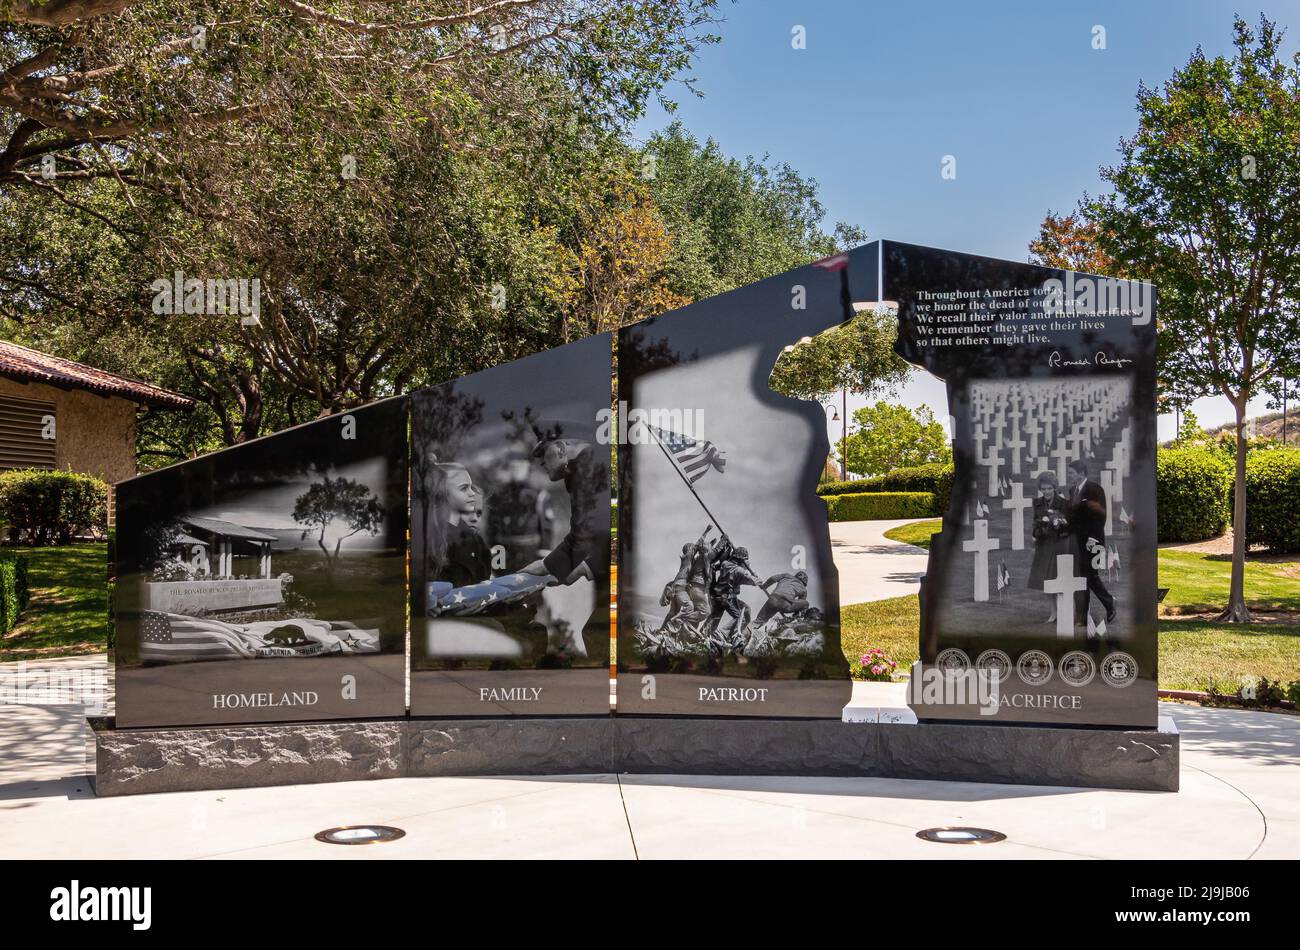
[292,476,383,572]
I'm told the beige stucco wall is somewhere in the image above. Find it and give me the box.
[0,377,137,482]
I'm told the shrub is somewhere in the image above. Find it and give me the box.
[818,479,868,496]
[824,491,936,522]
[0,552,30,633]
[819,462,954,514]
[14,555,28,611]
[0,469,108,545]
[1244,448,1300,553]
[851,647,899,682]
[1156,448,1232,542]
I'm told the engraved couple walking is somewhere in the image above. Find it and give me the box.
[1027,459,1117,636]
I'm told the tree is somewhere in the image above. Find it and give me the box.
[1174,409,1205,446]
[1085,15,1300,622]
[3,4,908,463]
[643,123,909,401]
[0,1,721,453]
[1028,211,1117,274]
[0,1,718,189]
[555,166,691,340]
[292,475,383,570]
[841,402,951,478]
[644,122,848,298]
[768,310,911,403]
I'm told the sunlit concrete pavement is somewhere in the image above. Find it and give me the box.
[1,688,1295,859]
[829,519,931,605]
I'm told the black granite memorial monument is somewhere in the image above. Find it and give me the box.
[114,397,409,728]
[614,255,864,717]
[409,333,613,716]
[884,241,1158,728]
[98,239,1171,795]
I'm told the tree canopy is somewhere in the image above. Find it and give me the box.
[1078,15,1300,621]
[1,2,903,467]
[840,401,951,479]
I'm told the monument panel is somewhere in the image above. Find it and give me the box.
[614,250,870,716]
[114,397,409,727]
[409,332,613,716]
[884,240,1159,728]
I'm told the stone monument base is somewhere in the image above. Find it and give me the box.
[87,715,1179,796]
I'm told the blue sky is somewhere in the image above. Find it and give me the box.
[635,0,1300,442]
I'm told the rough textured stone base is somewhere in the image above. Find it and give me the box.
[88,716,403,796]
[89,714,1178,796]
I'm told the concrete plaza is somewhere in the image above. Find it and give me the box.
[0,661,1295,859]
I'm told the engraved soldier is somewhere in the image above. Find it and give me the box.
[660,527,713,634]
[707,544,761,647]
[520,433,601,585]
[754,570,810,627]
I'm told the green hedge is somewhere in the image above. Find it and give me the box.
[1156,448,1232,542]
[1245,448,1300,553]
[824,491,937,522]
[0,551,31,633]
[819,463,954,514]
[0,469,108,545]
[818,479,865,496]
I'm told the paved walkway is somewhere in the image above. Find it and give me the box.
[1,690,1295,859]
[829,519,931,604]
[0,653,111,712]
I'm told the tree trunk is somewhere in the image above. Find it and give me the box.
[235,371,264,444]
[1218,398,1252,623]
[316,534,335,572]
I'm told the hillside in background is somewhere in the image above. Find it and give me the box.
[1205,411,1295,444]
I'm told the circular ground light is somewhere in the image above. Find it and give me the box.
[315,825,406,846]
[915,827,1006,845]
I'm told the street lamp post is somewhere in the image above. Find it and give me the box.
[841,386,847,481]
[827,393,847,482]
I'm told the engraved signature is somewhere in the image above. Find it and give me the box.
[1049,350,1134,369]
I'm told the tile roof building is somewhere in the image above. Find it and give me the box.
[0,341,194,518]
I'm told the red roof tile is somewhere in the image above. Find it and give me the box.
[0,341,194,410]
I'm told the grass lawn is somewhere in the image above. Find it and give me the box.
[1158,619,1300,692]
[0,542,108,661]
[883,519,942,550]
[842,595,921,671]
[1158,549,1300,614]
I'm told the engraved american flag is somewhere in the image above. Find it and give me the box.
[139,610,256,662]
[649,426,726,484]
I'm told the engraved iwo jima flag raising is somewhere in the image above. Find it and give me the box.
[631,416,829,663]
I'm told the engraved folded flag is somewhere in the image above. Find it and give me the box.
[431,572,556,615]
